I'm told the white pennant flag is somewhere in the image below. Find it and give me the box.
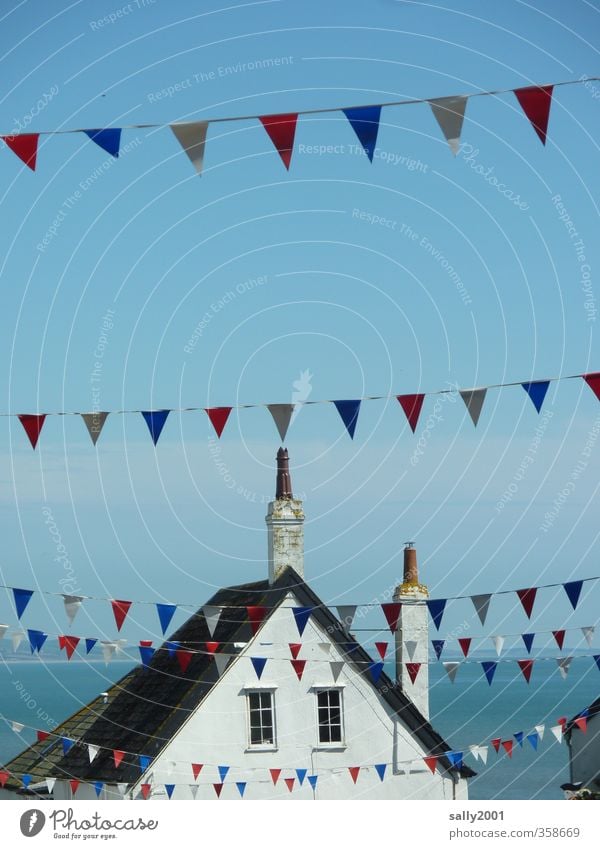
[330,661,345,682]
[63,595,83,625]
[117,783,129,798]
[404,640,418,661]
[12,631,25,652]
[318,642,331,655]
[190,784,201,800]
[88,744,99,763]
[101,641,117,665]
[443,661,460,683]
[267,404,295,442]
[46,777,56,794]
[429,95,468,155]
[171,121,209,175]
[202,606,222,638]
[460,389,487,426]
[336,606,357,630]
[11,721,24,733]
[535,724,545,741]
[468,744,480,761]
[550,725,563,743]
[581,626,595,647]
[471,594,492,626]
[477,746,488,765]
[557,656,573,679]
[115,639,128,655]
[214,654,230,677]
[0,624,8,641]
[491,635,505,657]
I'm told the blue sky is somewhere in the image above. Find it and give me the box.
[0,0,599,647]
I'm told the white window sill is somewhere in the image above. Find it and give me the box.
[313,744,347,752]
[245,746,278,753]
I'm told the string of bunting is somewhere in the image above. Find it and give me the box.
[7,371,600,448]
[1,77,596,175]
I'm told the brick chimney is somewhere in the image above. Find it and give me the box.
[393,543,430,719]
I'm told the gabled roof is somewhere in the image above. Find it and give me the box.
[565,695,600,735]
[3,567,473,792]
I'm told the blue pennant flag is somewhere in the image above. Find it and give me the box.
[333,400,361,439]
[343,105,382,162]
[85,638,97,655]
[165,641,180,657]
[84,128,122,158]
[526,732,539,750]
[296,769,307,786]
[62,738,75,755]
[165,784,175,799]
[447,752,463,769]
[94,781,104,798]
[139,755,151,771]
[141,410,170,445]
[13,588,33,620]
[427,599,447,631]
[481,661,497,686]
[374,763,387,782]
[368,661,384,683]
[292,607,312,636]
[22,774,32,788]
[432,639,445,660]
[251,657,267,680]
[344,642,359,654]
[156,604,177,635]
[236,781,246,798]
[594,655,600,672]
[522,633,535,654]
[218,765,229,782]
[521,381,550,413]
[514,731,524,747]
[307,775,318,790]
[28,629,47,654]
[139,646,155,668]
[563,580,584,611]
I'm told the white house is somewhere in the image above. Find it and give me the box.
[563,697,600,796]
[0,449,471,800]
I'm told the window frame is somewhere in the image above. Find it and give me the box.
[245,688,277,751]
[314,687,345,748]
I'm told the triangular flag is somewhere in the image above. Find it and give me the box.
[424,756,438,774]
[113,750,125,768]
[36,730,49,742]
[236,782,246,798]
[521,633,535,654]
[404,640,417,661]
[291,659,306,680]
[471,594,492,626]
[28,629,47,653]
[267,404,295,441]
[166,641,180,657]
[289,643,302,660]
[13,588,33,619]
[22,774,33,789]
[582,626,595,647]
[101,641,117,664]
[214,654,230,676]
[111,599,132,631]
[46,777,56,794]
[205,641,219,654]
[12,631,25,652]
[563,581,584,611]
[373,763,386,782]
[333,400,361,439]
[491,738,501,753]
[18,414,46,448]
[117,783,129,798]
[432,639,445,660]
[574,716,588,733]
[176,649,193,674]
[460,389,486,426]
[521,381,550,413]
[139,755,151,771]
[348,766,360,784]
[296,769,307,786]
[88,744,99,763]
[205,407,232,438]
[0,771,9,788]
[518,659,534,683]
[381,603,402,633]
[458,638,472,658]
[308,775,318,790]
[514,731,524,747]
[318,642,331,655]
[141,410,170,445]
[69,779,80,795]
[397,394,425,433]
[481,661,497,686]
[553,630,566,650]
[526,732,539,750]
[443,661,460,683]
[251,657,267,680]
[583,372,600,402]
[406,662,421,684]
[156,604,177,635]
[535,724,545,740]
[63,595,83,625]
[330,661,344,682]
[63,636,80,660]
[427,599,447,631]
[139,645,155,668]
[259,113,298,170]
[247,606,268,636]
[492,635,505,657]
[502,740,513,758]
[218,765,229,782]
[557,656,573,679]
[62,738,74,755]
[477,747,489,765]
[84,129,121,158]
[517,588,537,619]
[284,778,295,792]
[447,752,463,769]
[343,106,381,161]
[85,638,97,654]
[203,605,222,637]
[514,85,553,145]
[2,133,39,170]
[292,607,312,636]
[428,96,468,155]
[164,783,175,799]
[375,641,388,660]
[171,121,209,175]
[369,661,385,683]
[270,768,281,785]
[337,605,357,630]
[141,783,151,800]
[192,763,203,781]
[550,725,563,743]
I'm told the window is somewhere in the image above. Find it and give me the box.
[247,690,276,747]
[317,689,343,744]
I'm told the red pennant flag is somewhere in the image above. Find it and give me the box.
[259,113,299,170]
[381,602,402,633]
[424,756,438,774]
[458,638,472,658]
[111,599,132,631]
[375,642,388,660]
[514,85,553,145]
[397,394,425,433]
[206,642,219,654]
[291,659,306,680]
[270,768,282,785]
[63,636,80,660]
[517,659,534,683]
[516,588,537,619]
[552,630,566,650]
[247,606,267,636]
[501,740,513,758]
[406,662,421,684]
[70,779,80,795]
[36,730,49,742]
[18,414,46,449]
[176,649,193,673]
[583,372,600,401]
[205,407,232,438]
[574,717,587,733]
[0,770,9,788]
[57,635,67,650]
[192,763,203,780]
[213,782,224,798]
[491,738,501,753]
[289,643,302,660]
[284,778,295,792]
[113,750,125,768]
[141,783,151,799]
[348,766,360,784]
[557,716,567,730]
[2,133,39,170]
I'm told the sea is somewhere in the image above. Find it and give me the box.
[0,654,597,800]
